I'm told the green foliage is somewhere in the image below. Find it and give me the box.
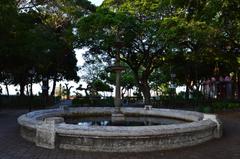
[76,8,175,103]
[197,100,240,113]
[77,8,137,50]
[77,0,239,104]
[102,0,163,15]
[72,97,91,105]
[1,0,240,103]
[90,79,113,92]
[197,106,213,113]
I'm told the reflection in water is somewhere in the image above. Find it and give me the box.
[78,121,109,126]
[64,116,189,126]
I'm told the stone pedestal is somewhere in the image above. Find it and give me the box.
[110,62,125,123]
[36,117,64,149]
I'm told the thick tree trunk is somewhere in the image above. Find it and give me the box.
[42,78,49,106]
[42,78,49,97]
[20,82,25,96]
[26,85,29,96]
[132,69,152,105]
[30,83,33,96]
[139,81,151,105]
[67,87,73,100]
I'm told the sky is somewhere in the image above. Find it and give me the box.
[89,0,104,6]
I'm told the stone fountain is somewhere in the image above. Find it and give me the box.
[17,39,223,152]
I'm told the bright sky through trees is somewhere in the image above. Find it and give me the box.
[89,0,104,6]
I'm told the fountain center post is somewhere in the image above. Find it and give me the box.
[111,51,125,121]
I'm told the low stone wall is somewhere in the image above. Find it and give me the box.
[17,107,222,152]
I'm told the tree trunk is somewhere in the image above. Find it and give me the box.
[42,78,49,106]
[4,82,9,96]
[238,73,240,99]
[186,84,189,100]
[84,89,89,96]
[121,87,126,99]
[139,81,151,105]
[67,86,73,100]
[185,76,191,100]
[51,77,57,97]
[132,69,152,105]
[64,83,73,100]
[42,78,49,97]
[30,83,33,96]
[26,85,29,96]
[85,85,90,96]
[20,82,25,96]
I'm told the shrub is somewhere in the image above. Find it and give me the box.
[197,105,213,113]
[72,97,114,107]
[72,97,90,106]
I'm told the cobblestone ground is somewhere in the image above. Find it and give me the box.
[0,109,240,159]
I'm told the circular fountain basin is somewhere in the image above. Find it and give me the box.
[18,107,222,152]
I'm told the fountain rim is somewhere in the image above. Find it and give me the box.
[17,107,222,152]
[18,107,220,136]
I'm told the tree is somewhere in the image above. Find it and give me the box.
[76,0,220,104]
[76,8,168,104]
[0,0,18,95]
[89,79,113,95]
[63,83,73,99]
[0,0,96,97]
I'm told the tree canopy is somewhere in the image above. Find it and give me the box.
[75,0,240,103]
[0,0,95,96]
[1,0,240,103]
